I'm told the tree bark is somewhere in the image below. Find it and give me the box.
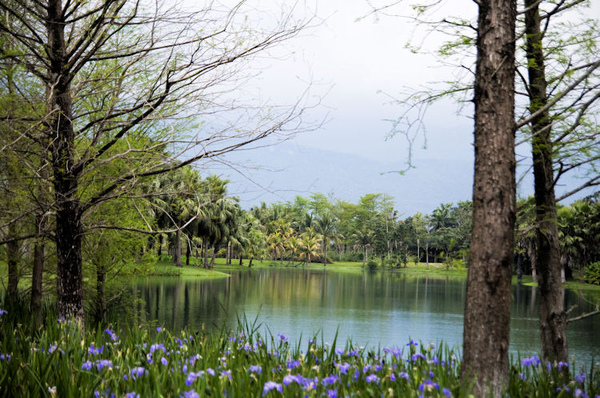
[524,0,568,363]
[7,222,19,298]
[95,263,106,324]
[46,0,85,326]
[31,214,46,328]
[186,238,191,266]
[323,235,328,267]
[462,0,517,395]
[157,234,163,259]
[226,241,231,265]
[174,229,182,267]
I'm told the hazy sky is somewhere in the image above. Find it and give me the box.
[257,0,476,164]
[205,0,598,212]
[203,0,479,211]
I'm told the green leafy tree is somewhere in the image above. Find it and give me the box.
[0,0,312,325]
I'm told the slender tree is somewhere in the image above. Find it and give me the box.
[523,0,567,362]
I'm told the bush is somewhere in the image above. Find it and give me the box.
[367,259,378,270]
[584,261,600,285]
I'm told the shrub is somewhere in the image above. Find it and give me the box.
[367,259,378,270]
[584,261,600,285]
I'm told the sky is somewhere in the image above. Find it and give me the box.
[200,0,598,214]
[253,0,476,164]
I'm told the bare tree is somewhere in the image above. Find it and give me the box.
[461,0,517,396]
[0,0,316,325]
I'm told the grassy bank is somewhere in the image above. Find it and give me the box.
[0,307,597,398]
[149,260,230,279]
[211,258,469,277]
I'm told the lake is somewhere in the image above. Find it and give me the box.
[130,267,600,365]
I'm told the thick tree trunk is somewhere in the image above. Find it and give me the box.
[55,197,85,324]
[524,0,568,363]
[47,0,85,326]
[462,0,517,395]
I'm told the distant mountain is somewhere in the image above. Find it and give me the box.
[202,142,595,215]
[204,143,474,215]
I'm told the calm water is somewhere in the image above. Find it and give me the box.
[130,267,600,365]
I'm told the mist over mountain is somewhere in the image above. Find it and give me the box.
[205,142,475,215]
[199,139,597,216]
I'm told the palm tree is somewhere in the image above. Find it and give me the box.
[314,213,337,266]
[558,199,600,280]
[299,227,321,265]
[353,228,375,268]
[287,235,300,266]
[149,166,204,267]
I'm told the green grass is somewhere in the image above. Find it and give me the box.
[212,258,468,277]
[150,260,230,279]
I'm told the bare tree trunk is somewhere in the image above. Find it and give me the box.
[529,243,538,283]
[157,234,163,259]
[47,0,85,326]
[524,0,568,363]
[203,242,209,269]
[323,235,328,267]
[185,238,191,266]
[31,215,46,328]
[174,229,182,267]
[226,241,231,265]
[462,0,517,395]
[7,222,19,298]
[210,247,216,268]
[95,263,106,324]
[55,197,85,324]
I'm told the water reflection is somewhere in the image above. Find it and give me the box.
[130,268,600,365]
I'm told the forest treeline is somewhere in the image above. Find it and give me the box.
[6,162,600,315]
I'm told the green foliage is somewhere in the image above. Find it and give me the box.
[367,259,378,270]
[446,258,465,271]
[584,261,600,286]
